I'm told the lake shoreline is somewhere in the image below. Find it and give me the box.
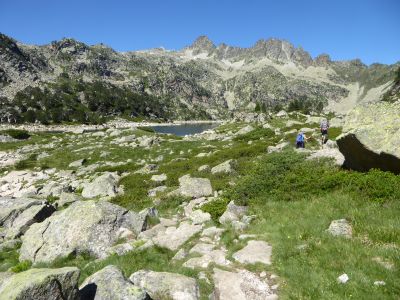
[0,120,223,134]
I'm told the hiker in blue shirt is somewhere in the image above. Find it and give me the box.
[296,131,310,148]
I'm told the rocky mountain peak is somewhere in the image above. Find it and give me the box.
[315,54,332,66]
[189,35,216,54]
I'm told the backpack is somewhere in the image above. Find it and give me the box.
[296,133,304,143]
[320,120,329,130]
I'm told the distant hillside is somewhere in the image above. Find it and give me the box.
[0,33,398,123]
[382,67,400,103]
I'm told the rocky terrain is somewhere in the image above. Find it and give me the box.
[1,33,399,123]
[0,105,399,299]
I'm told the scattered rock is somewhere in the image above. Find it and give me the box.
[178,175,213,198]
[267,142,289,153]
[0,267,80,300]
[211,159,235,174]
[82,172,119,198]
[212,268,277,300]
[135,164,159,174]
[189,242,216,255]
[152,221,202,251]
[232,240,272,265]
[129,270,200,300]
[80,265,148,300]
[372,257,394,270]
[373,281,386,286]
[172,248,188,261]
[307,148,345,166]
[236,125,254,135]
[183,249,230,269]
[219,201,248,225]
[189,210,211,225]
[198,165,210,172]
[148,186,167,197]
[327,219,352,238]
[150,174,167,183]
[337,273,349,284]
[201,226,225,239]
[276,110,288,118]
[68,158,86,168]
[55,192,81,208]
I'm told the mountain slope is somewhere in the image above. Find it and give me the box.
[0,33,398,123]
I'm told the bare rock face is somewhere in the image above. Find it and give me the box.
[0,267,80,300]
[0,197,55,240]
[129,270,200,300]
[19,200,147,263]
[80,265,148,300]
[337,102,400,173]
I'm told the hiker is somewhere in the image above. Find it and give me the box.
[295,131,310,148]
[320,118,330,145]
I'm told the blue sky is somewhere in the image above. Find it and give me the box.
[1,0,399,65]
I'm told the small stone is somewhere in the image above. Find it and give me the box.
[232,240,272,265]
[198,165,210,172]
[337,273,349,284]
[374,280,386,286]
[151,174,167,183]
[68,159,86,168]
[328,219,352,238]
[260,271,267,278]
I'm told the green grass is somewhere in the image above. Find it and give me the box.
[223,150,400,299]
[0,247,20,272]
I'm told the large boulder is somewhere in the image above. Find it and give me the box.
[82,172,120,198]
[178,175,213,198]
[129,270,200,300]
[0,197,55,239]
[0,267,80,300]
[337,102,400,173]
[80,265,148,300]
[19,201,147,263]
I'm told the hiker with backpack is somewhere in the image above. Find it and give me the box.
[296,131,310,149]
[320,118,330,146]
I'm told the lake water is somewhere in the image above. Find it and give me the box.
[150,123,219,136]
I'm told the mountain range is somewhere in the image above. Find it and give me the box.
[0,33,398,123]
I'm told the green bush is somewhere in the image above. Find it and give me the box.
[3,129,30,140]
[226,151,400,205]
[233,127,275,142]
[201,197,230,222]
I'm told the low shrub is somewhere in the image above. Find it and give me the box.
[3,129,30,140]
[201,197,230,222]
